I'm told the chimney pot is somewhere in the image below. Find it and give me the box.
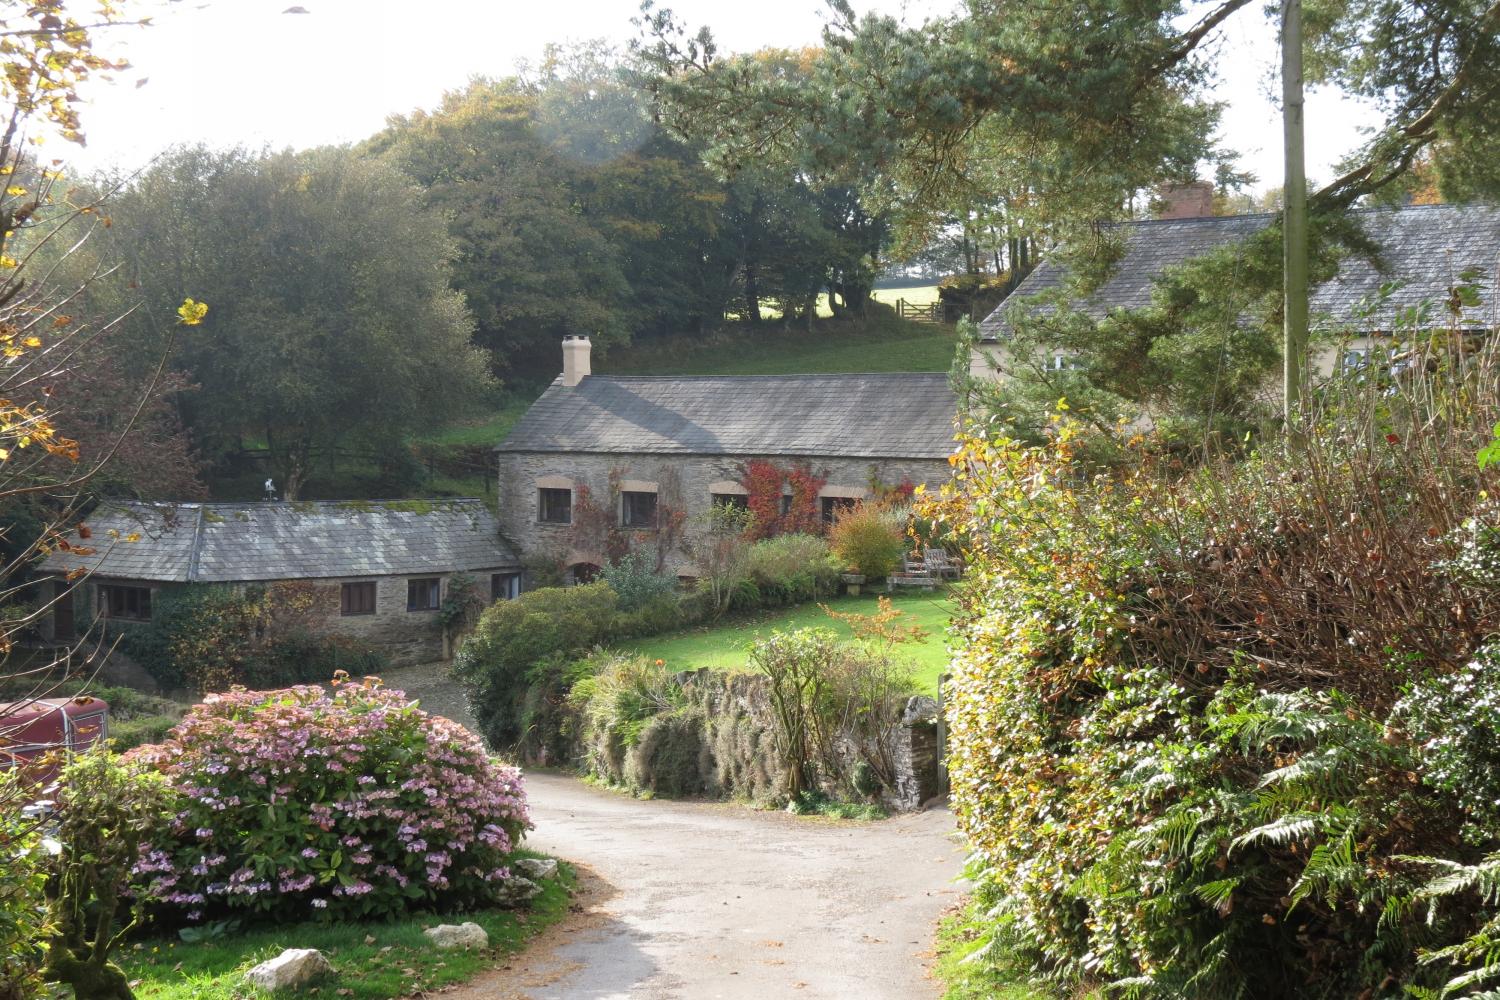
[1156,181,1216,219]
[562,335,592,387]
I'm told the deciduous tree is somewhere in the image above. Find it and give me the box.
[100,145,494,498]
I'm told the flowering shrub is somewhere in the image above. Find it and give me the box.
[129,677,530,923]
[1397,642,1500,840]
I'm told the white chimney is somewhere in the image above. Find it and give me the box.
[562,334,592,387]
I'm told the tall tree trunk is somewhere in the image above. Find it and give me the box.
[267,427,310,501]
[1282,0,1309,422]
[743,263,763,324]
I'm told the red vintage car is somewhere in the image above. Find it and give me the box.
[0,696,110,785]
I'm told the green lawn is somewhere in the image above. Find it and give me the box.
[412,396,535,448]
[616,589,956,695]
[123,858,574,1000]
[871,283,942,308]
[606,315,960,379]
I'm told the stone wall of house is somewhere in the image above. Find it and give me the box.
[494,451,952,577]
[46,569,518,668]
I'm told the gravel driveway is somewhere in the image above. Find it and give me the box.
[384,663,967,999]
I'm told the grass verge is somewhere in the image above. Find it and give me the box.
[122,858,576,999]
[615,589,955,696]
[933,897,1051,1000]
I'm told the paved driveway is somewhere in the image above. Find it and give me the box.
[452,772,965,1000]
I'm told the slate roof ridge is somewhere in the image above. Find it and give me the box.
[980,201,1500,339]
[44,497,517,583]
[1098,211,1276,229]
[1093,202,1478,232]
[498,371,958,457]
[572,371,949,383]
[138,497,490,511]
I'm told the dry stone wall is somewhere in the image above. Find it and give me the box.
[576,668,943,812]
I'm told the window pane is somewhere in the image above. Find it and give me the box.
[99,585,152,621]
[539,488,572,524]
[341,582,376,616]
[407,578,440,611]
[821,496,856,524]
[621,491,657,528]
[491,573,520,601]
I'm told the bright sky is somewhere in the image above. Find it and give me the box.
[62,0,1383,196]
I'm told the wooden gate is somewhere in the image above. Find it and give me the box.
[896,298,942,324]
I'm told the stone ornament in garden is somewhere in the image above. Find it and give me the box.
[244,948,333,991]
[424,922,489,950]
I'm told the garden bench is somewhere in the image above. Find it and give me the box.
[888,557,939,591]
[924,548,962,580]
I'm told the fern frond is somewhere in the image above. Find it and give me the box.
[1231,813,1320,851]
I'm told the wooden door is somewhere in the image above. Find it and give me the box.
[52,580,74,639]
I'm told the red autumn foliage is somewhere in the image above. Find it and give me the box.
[739,459,827,540]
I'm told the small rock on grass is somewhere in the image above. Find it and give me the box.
[424,922,489,950]
[244,948,333,990]
[495,875,542,907]
[514,858,559,881]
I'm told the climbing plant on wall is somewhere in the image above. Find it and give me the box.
[739,460,828,539]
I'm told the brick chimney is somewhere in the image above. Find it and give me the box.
[562,334,592,387]
[1156,181,1215,219]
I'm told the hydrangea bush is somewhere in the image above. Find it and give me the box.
[129,676,530,923]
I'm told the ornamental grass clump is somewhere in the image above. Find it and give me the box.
[129,676,530,924]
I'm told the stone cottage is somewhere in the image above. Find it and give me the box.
[38,499,520,665]
[494,336,958,581]
[972,202,1500,382]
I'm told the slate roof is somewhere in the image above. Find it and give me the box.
[497,373,958,459]
[39,499,517,584]
[980,203,1500,340]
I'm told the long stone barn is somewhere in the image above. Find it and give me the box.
[493,336,960,583]
[38,499,521,666]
